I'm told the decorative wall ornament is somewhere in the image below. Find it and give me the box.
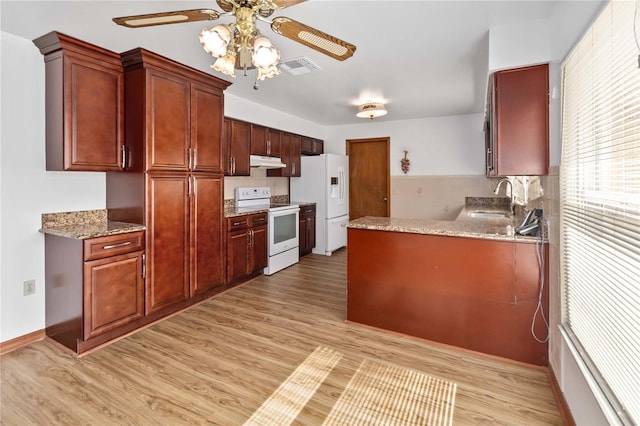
[401,150,410,174]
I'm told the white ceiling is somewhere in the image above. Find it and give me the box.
[1,1,603,126]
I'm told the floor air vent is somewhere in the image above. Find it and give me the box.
[280,57,322,75]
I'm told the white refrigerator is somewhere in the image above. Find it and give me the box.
[290,154,349,256]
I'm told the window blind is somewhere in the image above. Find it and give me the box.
[560,1,640,424]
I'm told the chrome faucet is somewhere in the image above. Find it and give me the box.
[493,178,515,215]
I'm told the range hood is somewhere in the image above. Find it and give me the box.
[250,155,286,169]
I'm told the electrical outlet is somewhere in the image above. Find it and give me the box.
[23,279,35,296]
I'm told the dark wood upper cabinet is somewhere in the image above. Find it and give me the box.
[33,31,124,171]
[145,68,191,171]
[486,63,549,176]
[267,132,301,177]
[289,134,302,177]
[191,83,224,173]
[251,124,281,157]
[224,118,251,176]
[301,137,324,156]
[266,128,282,157]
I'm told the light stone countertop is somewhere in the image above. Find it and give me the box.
[224,201,315,218]
[224,206,269,218]
[40,209,145,239]
[346,199,543,243]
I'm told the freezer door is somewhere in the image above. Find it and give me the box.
[325,215,348,255]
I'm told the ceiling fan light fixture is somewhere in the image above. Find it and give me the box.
[357,102,387,120]
[252,36,280,68]
[212,51,237,77]
[200,24,231,58]
[256,64,281,81]
[113,2,357,86]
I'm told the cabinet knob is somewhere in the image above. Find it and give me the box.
[382,197,388,202]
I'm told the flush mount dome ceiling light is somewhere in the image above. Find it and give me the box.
[113,0,357,89]
[357,102,387,120]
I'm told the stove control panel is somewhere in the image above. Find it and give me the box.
[235,186,272,202]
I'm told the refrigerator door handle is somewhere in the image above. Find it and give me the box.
[339,167,345,204]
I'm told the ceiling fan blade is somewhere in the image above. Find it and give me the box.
[215,1,234,13]
[113,9,221,28]
[271,0,307,9]
[271,17,356,61]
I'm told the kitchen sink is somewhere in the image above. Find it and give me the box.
[467,211,511,219]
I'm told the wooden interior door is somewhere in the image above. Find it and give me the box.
[346,137,390,220]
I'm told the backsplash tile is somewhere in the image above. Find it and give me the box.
[224,167,289,200]
[391,175,497,220]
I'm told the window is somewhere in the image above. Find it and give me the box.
[560,1,640,424]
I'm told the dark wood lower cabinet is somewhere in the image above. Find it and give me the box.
[83,251,144,340]
[145,173,190,314]
[347,228,549,366]
[45,231,145,353]
[299,204,316,256]
[226,213,268,284]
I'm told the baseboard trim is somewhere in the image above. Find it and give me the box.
[548,365,575,426]
[0,329,45,356]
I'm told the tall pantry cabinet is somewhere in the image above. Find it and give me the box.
[107,48,231,317]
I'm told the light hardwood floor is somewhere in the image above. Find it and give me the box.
[0,249,562,425]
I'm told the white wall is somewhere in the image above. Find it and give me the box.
[0,32,106,342]
[225,93,324,140]
[488,18,551,73]
[325,113,485,176]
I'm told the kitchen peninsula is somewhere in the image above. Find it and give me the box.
[346,199,549,366]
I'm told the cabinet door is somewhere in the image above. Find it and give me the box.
[146,69,190,171]
[146,173,190,314]
[250,225,268,273]
[83,250,144,340]
[250,124,268,156]
[268,132,291,177]
[301,137,323,156]
[492,64,549,176]
[228,119,251,176]
[191,83,224,173]
[227,229,250,282]
[62,53,124,171]
[222,118,231,175]
[307,217,316,252]
[289,134,302,177]
[190,174,225,296]
[299,217,308,255]
[267,128,282,157]
[34,32,125,172]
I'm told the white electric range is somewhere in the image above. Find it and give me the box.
[235,187,300,275]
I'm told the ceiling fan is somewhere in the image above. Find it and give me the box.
[113,0,357,87]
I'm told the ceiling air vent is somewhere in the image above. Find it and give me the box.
[280,57,322,75]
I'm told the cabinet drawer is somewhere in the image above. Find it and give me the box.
[227,216,250,232]
[300,206,316,218]
[83,231,145,261]
[249,213,268,227]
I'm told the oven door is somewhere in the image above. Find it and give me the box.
[269,207,300,256]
